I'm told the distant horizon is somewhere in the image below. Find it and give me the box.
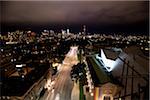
[1,23,149,35]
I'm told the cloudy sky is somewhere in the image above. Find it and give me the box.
[1,1,149,33]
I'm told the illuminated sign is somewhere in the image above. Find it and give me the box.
[16,65,23,68]
[16,64,26,68]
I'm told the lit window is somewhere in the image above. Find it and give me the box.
[14,59,16,61]
[1,49,3,52]
[11,59,13,62]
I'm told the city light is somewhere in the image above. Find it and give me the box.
[16,65,23,68]
[0,0,149,100]
[55,93,60,100]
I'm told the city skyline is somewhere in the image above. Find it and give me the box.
[1,1,149,33]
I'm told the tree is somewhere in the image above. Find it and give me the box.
[70,63,87,85]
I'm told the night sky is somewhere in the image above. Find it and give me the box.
[1,1,149,33]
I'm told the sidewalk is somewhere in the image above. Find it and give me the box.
[71,82,80,100]
[85,92,94,100]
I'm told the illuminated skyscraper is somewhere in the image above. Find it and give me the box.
[67,29,70,35]
[83,25,86,34]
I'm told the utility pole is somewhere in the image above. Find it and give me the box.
[131,66,134,99]
[124,61,129,96]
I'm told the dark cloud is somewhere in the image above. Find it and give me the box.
[1,1,149,32]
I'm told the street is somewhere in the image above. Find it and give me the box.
[44,46,79,100]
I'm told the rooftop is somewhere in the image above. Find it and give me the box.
[102,49,120,60]
[0,64,49,96]
[86,56,120,86]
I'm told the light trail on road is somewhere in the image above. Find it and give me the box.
[45,46,79,100]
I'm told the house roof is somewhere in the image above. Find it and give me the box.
[86,55,121,86]
[86,56,112,86]
[100,49,120,60]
